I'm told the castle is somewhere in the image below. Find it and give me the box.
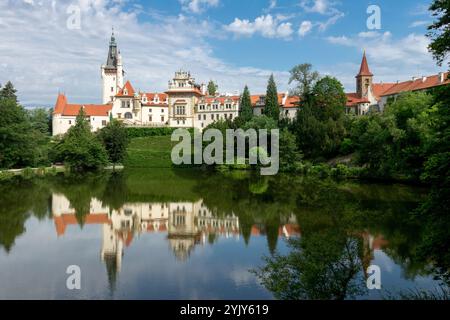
[52,32,449,136]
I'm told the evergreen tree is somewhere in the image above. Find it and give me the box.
[264,74,279,121]
[207,80,218,96]
[239,85,253,122]
[98,119,129,169]
[0,81,18,102]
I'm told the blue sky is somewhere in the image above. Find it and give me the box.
[0,0,443,106]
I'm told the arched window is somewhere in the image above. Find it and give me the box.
[125,112,133,119]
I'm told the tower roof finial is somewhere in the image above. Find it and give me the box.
[357,49,373,77]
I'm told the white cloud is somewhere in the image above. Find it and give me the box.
[301,0,329,14]
[298,21,312,37]
[409,20,430,28]
[299,0,344,32]
[0,0,290,106]
[225,15,293,39]
[179,0,219,14]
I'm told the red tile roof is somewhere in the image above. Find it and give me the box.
[116,80,135,97]
[250,93,300,108]
[200,96,240,104]
[372,83,396,100]
[54,214,110,236]
[357,52,373,77]
[53,94,112,116]
[379,72,450,97]
[142,93,169,106]
[346,93,370,107]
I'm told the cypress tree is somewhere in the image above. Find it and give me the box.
[239,85,253,122]
[264,74,279,121]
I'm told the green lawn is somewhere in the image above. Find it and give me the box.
[125,136,177,168]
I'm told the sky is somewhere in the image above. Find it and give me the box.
[0,0,445,106]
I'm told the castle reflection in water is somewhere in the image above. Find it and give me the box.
[51,193,301,271]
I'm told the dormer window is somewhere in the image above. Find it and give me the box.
[142,95,147,103]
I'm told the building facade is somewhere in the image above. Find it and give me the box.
[52,32,300,136]
[345,51,449,115]
[52,33,449,136]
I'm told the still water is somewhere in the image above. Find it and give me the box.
[0,169,446,299]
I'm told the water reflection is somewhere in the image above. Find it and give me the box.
[0,170,447,299]
[52,193,300,267]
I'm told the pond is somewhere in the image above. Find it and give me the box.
[0,169,447,299]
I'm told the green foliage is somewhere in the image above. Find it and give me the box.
[264,74,280,121]
[279,128,302,172]
[427,0,450,68]
[98,120,129,166]
[0,98,46,169]
[207,80,218,96]
[239,85,253,122]
[27,108,51,135]
[291,76,346,160]
[242,115,278,130]
[0,81,18,102]
[289,63,320,97]
[51,109,108,171]
[349,92,436,180]
[125,127,191,138]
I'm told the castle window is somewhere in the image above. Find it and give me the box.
[161,109,164,113]
[149,115,152,122]
[121,101,126,108]
[124,89,128,95]
[149,108,152,112]
[69,120,72,124]
[203,115,206,120]
[161,116,164,122]
[111,87,114,92]
[198,115,201,120]
[211,114,214,120]
[124,112,132,119]
[229,114,233,119]
[102,120,107,126]
[127,101,131,108]
[226,103,231,109]
[176,105,186,115]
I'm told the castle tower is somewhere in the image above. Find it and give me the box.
[356,51,373,99]
[101,29,124,104]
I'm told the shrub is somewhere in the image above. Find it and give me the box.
[126,127,194,138]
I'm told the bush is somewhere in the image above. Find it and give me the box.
[22,167,34,180]
[125,127,194,138]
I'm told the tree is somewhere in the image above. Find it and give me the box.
[98,119,129,169]
[291,76,346,159]
[0,81,18,102]
[207,80,218,96]
[28,108,50,135]
[0,98,36,168]
[289,63,320,98]
[427,0,450,68]
[239,85,253,122]
[51,109,108,171]
[264,74,280,121]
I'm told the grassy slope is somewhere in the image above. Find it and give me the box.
[125,136,177,168]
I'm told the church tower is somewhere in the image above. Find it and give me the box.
[356,51,373,99]
[101,29,124,104]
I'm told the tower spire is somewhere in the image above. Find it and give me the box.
[357,50,373,77]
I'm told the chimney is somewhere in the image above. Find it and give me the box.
[439,72,445,83]
[422,76,427,83]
